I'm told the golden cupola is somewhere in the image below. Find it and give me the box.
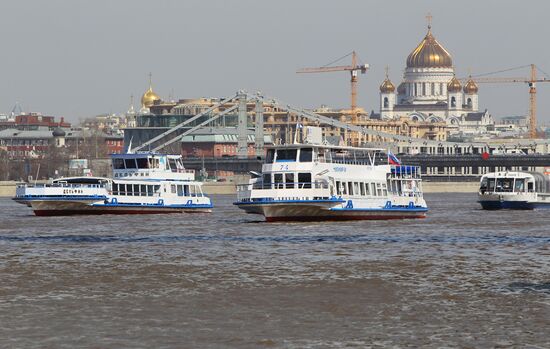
[463,78,479,94]
[447,76,462,92]
[141,74,161,108]
[406,26,453,69]
[380,77,395,93]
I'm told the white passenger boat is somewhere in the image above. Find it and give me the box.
[14,153,212,216]
[478,171,550,210]
[234,128,428,222]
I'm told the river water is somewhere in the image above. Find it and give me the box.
[0,194,549,348]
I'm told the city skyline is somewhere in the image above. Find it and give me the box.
[1,0,550,123]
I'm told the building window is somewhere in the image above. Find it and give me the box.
[383,97,389,108]
[451,96,456,107]
[467,98,472,108]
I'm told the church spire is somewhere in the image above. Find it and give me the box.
[426,12,432,31]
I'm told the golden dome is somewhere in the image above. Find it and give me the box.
[407,27,453,68]
[141,87,161,108]
[463,78,479,94]
[141,74,161,108]
[447,76,462,92]
[380,78,395,93]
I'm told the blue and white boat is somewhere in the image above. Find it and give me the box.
[478,171,550,210]
[234,127,428,222]
[14,153,212,216]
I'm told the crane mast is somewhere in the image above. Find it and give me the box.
[297,51,369,118]
[529,64,537,139]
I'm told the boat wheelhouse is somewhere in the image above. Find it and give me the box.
[478,171,550,210]
[14,153,212,216]
[234,132,428,221]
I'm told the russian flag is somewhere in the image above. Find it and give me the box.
[388,151,401,165]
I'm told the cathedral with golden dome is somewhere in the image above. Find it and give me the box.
[140,74,162,112]
[378,22,493,135]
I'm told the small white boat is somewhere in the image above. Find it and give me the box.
[478,171,550,210]
[14,153,212,216]
[234,127,428,222]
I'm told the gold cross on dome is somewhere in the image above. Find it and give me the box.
[426,12,433,29]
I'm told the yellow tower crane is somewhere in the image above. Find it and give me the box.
[463,64,550,139]
[297,51,369,122]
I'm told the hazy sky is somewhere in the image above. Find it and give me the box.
[2,0,550,123]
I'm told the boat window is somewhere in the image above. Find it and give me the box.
[113,158,125,169]
[146,185,153,196]
[149,158,160,169]
[298,173,311,189]
[263,174,271,187]
[299,148,313,162]
[528,181,534,192]
[514,179,525,192]
[335,181,341,195]
[480,177,488,194]
[274,173,283,189]
[133,184,140,196]
[266,149,275,164]
[496,178,513,192]
[177,185,184,196]
[124,158,137,169]
[348,182,354,196]
[354,182,360,196]
[168,159,178,172]
[136,158,149,169]
[276,149,297,162]
[119,184,126,195]
[285,173,295,189]
[183,185,189,196]
[153,185,161,195]
[376,183,383,196]
[371,183,377,196]
[487,178,495,192]
[381,183,388,197]
[112,183,119,195]
[171,184,177,194]
[341,182,347,195]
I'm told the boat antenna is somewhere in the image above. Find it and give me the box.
[34,163,40,185]
[127,137,133,154]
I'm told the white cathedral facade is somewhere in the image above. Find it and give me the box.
[378,24,494,136]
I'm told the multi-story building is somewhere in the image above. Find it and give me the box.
[0,113,71,131]
[0,128,123,159]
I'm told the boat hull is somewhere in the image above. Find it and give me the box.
[478,199,550,210]
[29,200,212,216]
[235,201,427,222]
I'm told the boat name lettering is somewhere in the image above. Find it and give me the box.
[279,164,289,171]
[63,189,84,194]
[333,167,346,172]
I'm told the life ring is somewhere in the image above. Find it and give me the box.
[111,198,118,204]
[158,199,164,206]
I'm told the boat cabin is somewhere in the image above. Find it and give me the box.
[480,171,550,194]
[111,153,194,181]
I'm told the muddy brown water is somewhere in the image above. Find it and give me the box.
[0,194,549,348]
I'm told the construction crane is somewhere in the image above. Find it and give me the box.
[297,51,369,119]
[463,64,550,139]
